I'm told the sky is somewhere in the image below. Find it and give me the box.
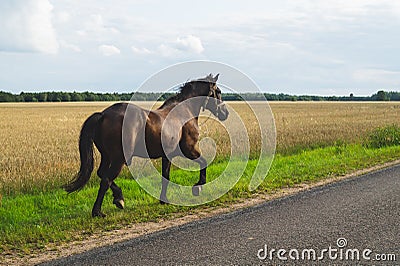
[0,0,400,96]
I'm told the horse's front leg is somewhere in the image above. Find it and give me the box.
[160,156,171,204]
[111,181,124,209]
[192,155,207,196]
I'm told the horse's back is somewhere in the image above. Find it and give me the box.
[101,102,149,120]
[96,102,148,162]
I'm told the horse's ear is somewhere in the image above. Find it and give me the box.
[214,73,219,82]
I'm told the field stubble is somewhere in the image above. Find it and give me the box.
[0,101,400,195]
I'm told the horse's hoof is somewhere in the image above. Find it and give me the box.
[92,211,106,218]
[159,198,169,205]
[192,185,202,196]
[113,199,125,209]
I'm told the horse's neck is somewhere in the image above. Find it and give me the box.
[160,96,204,119]
[182,95,204,118]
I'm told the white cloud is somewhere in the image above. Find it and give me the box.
[156,35,204,57]
[157,44,178,57]
[174,35,204,54]
[82,14,119,37]
[0,0,59,54]
[98,44,120,56]
[131,46,152,55]
[130,35,205,58]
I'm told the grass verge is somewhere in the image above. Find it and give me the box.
[1,144,400,255]
[366,124,400,148]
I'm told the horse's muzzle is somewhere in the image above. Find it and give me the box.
[217,102,229,121]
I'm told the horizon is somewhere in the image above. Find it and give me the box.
[1,88,397,99]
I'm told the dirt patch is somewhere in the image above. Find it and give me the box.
[3,159,399,266]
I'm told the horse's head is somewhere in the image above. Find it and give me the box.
[199,74,229,121]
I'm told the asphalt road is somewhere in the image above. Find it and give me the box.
[43,165,399,265]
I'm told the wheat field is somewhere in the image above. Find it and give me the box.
[1,101,400,195]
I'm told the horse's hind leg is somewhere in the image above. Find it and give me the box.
[92,178,110,218]
[92,156,109,217]
[97,155,125,210]
[92,161,124,217]
[97,154,110,179]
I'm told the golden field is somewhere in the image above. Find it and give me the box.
[1,101,400,195]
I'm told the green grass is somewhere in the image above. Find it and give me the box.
[366,124,400,148]
[1,144,400,255]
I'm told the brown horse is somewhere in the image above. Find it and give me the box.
[64,74,229,217]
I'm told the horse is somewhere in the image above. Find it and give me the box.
[63,74,229,217]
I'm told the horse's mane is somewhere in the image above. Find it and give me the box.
[159,81,200,108]
[159,75,215,109]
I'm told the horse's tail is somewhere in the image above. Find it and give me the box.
[64,112,103,193]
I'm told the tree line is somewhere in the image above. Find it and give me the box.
[0,90,399,102]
